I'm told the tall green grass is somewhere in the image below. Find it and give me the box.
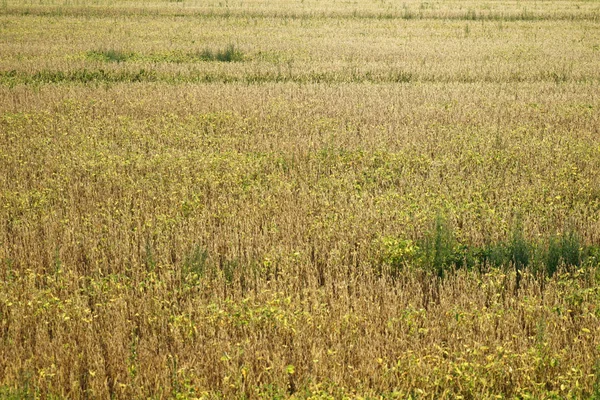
[379,217,597,280]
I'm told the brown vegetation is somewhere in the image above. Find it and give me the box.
[1,0,600,398]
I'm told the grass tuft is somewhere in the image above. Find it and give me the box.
[196,44,244,62]
[86,49,134,63]
[378,218,597,280]
[183,245,209,284]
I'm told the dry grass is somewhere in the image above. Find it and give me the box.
[1,0,600,398]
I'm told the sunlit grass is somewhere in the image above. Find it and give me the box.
[1,0,600,398]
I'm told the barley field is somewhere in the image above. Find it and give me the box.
[1,0,600,398]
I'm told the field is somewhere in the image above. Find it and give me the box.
[1,0,600,398]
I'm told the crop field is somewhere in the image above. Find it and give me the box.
[1,0,600,398]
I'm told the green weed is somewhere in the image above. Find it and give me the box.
[86,49,134,63]
[196,44,244,62]
[182,245,209,284]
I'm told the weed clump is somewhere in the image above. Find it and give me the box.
[86,49,134,63]
[544,230,581,277]
[378,217,595,280]
[196,44,244,62]
[85,46,244,65]
[419,215,460,278]
[183,245,209,284]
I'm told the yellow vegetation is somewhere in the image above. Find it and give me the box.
[1,0,599,398]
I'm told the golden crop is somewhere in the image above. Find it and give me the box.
[0,0,599,398]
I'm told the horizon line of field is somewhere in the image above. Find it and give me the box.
[0,69,593,86]
[1,6,599,21]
